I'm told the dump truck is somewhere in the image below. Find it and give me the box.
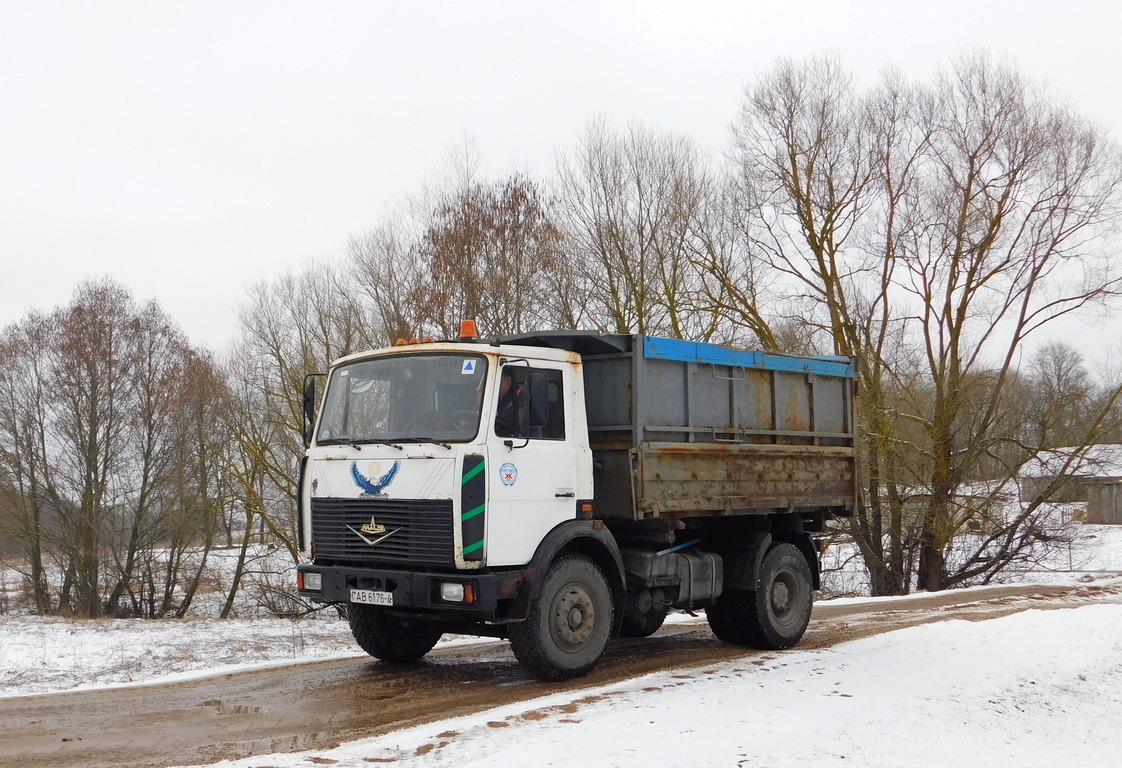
[296,323,856,680]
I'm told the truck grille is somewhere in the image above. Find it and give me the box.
[311,498,454,566]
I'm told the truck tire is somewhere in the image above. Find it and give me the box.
[620,605,669,638]
[508,553,614,681]
[708,543,813,649]
[348,605,443,663]
[706,593,751,644]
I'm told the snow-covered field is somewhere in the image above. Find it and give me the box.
[2,526,1121,767]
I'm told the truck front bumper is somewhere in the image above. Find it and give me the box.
[296,563,529,622]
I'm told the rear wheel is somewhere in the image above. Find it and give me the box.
[707,542,813,650]
[752,543,814,648]
[706,593,749,643]
[348,604,443,663]
[509,554,614,681]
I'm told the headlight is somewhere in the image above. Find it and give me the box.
[300,571,322,592]
[440,582,465,602]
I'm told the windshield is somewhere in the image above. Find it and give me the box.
[316,353,487,445]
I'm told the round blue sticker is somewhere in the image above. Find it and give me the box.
[499,463,518,486]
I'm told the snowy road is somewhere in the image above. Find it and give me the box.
[3,582,1120,768]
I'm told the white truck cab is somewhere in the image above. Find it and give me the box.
[299,338,593,570]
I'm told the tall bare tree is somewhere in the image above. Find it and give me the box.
[899,53,1122,589]
[729,52,1122,593]
[417,173,564,337]
[103,301,194,616]
[731,57,920,593]
[159,351,233,618]
[49,281,140,616]
[555,119,722,338]
[0,314,56,612]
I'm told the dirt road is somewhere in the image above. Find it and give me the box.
[3,582,1120,768]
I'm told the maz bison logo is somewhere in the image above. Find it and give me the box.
[351,460,400,497]
[347,515,399,547]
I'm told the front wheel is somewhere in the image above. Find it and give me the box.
[348,604,443,663]
[509,553,614,681]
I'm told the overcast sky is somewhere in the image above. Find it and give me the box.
[3,0,1121,353]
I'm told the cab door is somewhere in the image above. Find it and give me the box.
[483,362,581,567]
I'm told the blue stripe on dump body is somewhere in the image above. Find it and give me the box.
[643,337,854,378]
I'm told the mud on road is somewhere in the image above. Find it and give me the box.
[3,582,1120,768]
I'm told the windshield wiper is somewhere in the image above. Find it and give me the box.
[398,437,453,450]
[346,439,403,451]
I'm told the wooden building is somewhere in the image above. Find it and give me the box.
[1019,445,1122,525]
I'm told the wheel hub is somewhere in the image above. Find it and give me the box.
[771,579,791,613]
[552,584,596,649]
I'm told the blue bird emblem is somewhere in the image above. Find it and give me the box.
[351,460,400,497]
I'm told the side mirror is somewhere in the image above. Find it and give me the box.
[526,370,550,427]
[302,374,322,448]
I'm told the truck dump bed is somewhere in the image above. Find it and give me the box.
[501,332,857,522]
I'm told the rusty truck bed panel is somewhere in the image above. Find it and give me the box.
[633,442,855,517]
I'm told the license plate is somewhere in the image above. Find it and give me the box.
[350,588,393,606]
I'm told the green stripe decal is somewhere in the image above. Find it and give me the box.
[461,461,485,484]
[461,454,486,561]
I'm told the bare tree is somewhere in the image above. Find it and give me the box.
[103,301,194,616]
[896,53,1122,589]
[0,314,57,612]
[417,173,564,337]
[555,118,721,338]
[1021,341,1096,449]
[212,347,282,618]
[0,280,224,616]
[728,52,1122,593]
[48,281,141,616]
[348,216,428,344]
[731,55,878,356]
[731,57,918,593]
[159,351,233,618]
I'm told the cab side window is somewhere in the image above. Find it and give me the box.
[495,366,565,440]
